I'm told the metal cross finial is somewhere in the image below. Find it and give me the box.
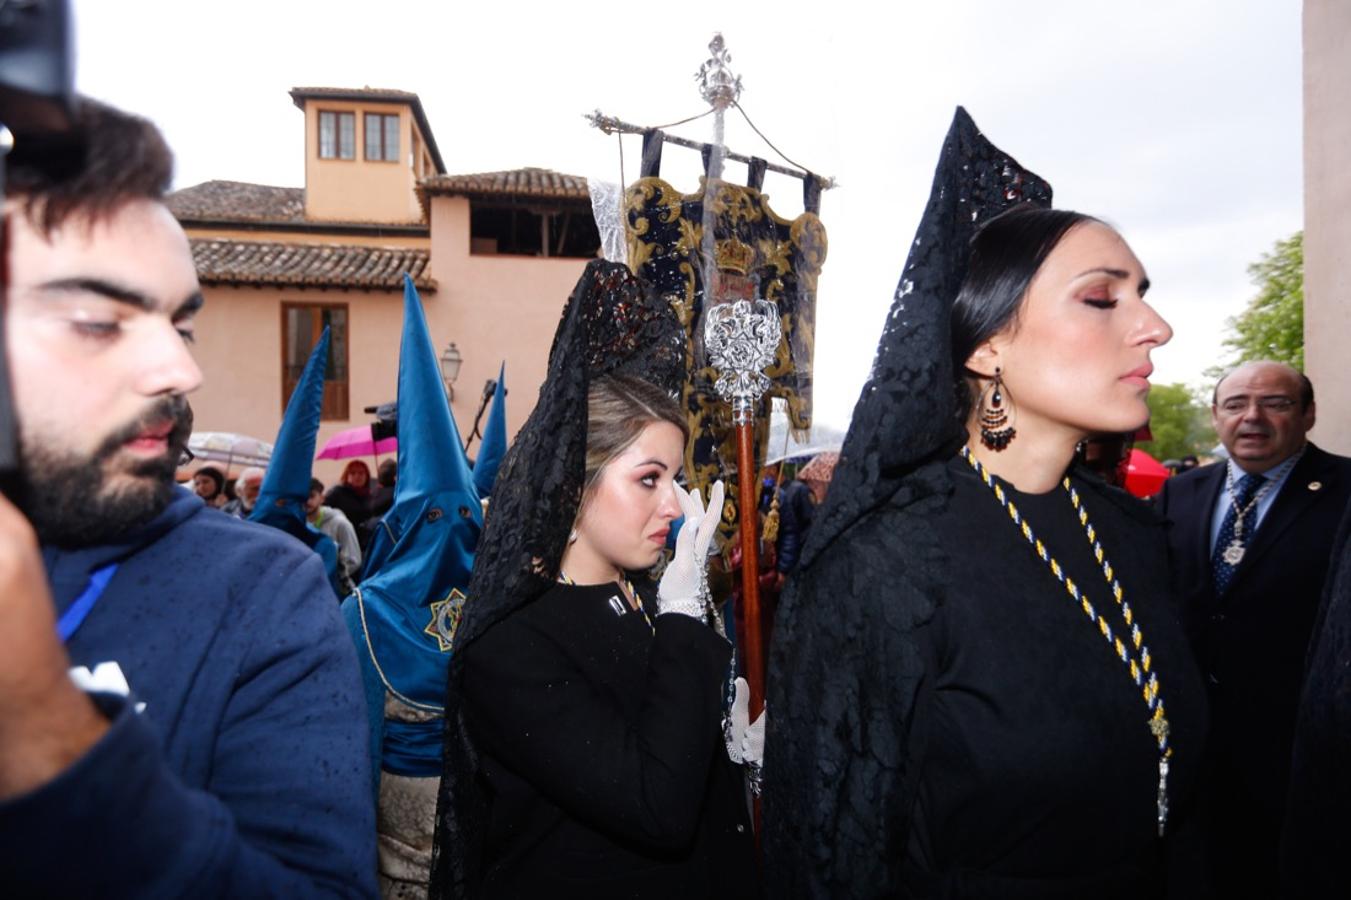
[696,33,742,110]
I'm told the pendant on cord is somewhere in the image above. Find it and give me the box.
[1222,540,1245,566]
[1150,716,1171,836]
[1156,757,1170,837]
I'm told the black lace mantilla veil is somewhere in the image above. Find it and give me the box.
[429,259,686,898]
[762,107,1052,896]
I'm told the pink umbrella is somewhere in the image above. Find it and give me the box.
[315,424,397,462]
[1122,448,1170,499]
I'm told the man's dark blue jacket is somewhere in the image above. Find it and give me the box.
[0,487,378,898]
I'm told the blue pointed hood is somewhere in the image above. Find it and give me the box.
[472,363,507,498]
[344,276,481,714]
[253,327,329,524]
[250,328,342,589]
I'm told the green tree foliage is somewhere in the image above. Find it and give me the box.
[1139,382,1216,462]
[1213,231,1303,374]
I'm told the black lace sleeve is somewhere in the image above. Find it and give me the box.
[764,464,950,897]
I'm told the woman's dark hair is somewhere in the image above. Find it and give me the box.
[195,465,225,497]
[950,205,1103,423]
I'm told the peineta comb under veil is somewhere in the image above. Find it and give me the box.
[762,108,1052,896]
[429,259,686,898]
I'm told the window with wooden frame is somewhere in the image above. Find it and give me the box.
[364,113,399,162]
[319,110,356,160]
[282,303,350,420]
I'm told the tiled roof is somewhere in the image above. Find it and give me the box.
[288,86,445,174]
[190,238,433,291]
[168,180,429,235]
[289,86,419,104]
[169,181,306,223]
[419,167,591,202]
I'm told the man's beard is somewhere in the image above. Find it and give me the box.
[13,396,193,546]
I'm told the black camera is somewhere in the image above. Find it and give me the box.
[0,0,75,476]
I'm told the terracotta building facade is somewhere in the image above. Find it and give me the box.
[170,87,600,482]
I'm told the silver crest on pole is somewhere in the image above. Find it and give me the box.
[705,298,782,426]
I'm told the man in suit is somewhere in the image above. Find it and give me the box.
[1158,360,1351,895]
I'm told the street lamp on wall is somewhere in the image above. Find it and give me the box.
[440,341,463,401]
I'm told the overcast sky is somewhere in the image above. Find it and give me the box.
[71,0,1304,428]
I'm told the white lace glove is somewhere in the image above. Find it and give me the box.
[657,480,724,619]
[725,677,766,767]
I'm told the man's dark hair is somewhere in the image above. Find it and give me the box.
[5,95,173,234]
[1211,364,1315,410]
[309,477,325,496]
[377,458,397,487]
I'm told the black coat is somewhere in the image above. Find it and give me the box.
[767,458,1208,898]
[1282,499,1351,897]
[461,580,758,899]
[325,483,373,531]
[1157,444,1351,895]
[775,480,816,575]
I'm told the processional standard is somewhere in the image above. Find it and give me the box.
[588,34,833,760]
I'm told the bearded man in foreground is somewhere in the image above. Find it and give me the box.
[0,97,376,897]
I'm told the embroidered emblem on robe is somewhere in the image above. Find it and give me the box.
[424,589,467,652]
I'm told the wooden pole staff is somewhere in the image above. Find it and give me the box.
[706,297,782,722]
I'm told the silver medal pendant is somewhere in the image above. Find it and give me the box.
[1222,540,1245,566]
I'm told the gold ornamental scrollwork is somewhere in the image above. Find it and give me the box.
[625,172,826,538]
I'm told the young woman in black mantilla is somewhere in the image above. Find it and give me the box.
[764,109,1208,899]
[429,261,761,899]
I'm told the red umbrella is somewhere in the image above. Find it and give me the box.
[315,424,397,462]
[797,451,839,485]
[1122,448,1170,499]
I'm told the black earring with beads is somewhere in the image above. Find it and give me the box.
[978,367,1017,451]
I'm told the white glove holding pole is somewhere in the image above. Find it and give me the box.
[657,480,725,619]
[725,677,766,767]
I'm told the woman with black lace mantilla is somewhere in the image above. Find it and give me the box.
[429,261,762,899]
[764,109,1208,898]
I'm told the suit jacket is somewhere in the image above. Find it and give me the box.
[462,580,758,899]
[1158,443,1351,891]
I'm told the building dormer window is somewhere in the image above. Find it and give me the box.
[319,111,356,160]
[365,113,399,162]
